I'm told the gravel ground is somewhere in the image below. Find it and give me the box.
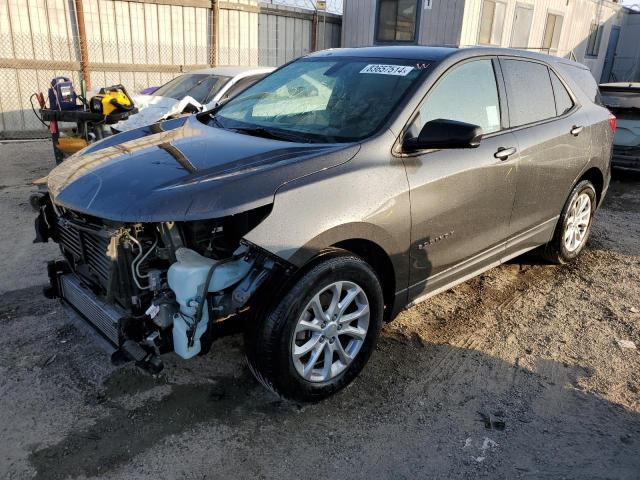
[1,140,639,480]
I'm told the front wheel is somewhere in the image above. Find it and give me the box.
[244,251,384,402]
[543,179,597,264]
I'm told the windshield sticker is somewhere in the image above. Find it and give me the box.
[360,64,415,76]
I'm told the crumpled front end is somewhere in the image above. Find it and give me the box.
[34,192,288,371]
[32,113,359,371]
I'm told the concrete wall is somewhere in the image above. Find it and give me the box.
[342,0,626,80]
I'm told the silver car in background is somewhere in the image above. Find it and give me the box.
[113,66,274,132]
[600,82,640,172]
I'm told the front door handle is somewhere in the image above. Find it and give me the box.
[570,125,584,136]
[494,146,517,160]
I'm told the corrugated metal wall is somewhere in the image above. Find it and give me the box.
[610,11,640,81]
[260,6,311,66]
[0,0,341,138]
[81,0,212,92]
[0,0,81,135]
[418,0,466,45]
[341,0,465,47]
[314,11,342,50]
[459,0,624,78]
[340,0,378,47]
[219,0,259,65]
[257,5,340,66]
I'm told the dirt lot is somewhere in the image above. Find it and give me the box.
[1,140,639,480]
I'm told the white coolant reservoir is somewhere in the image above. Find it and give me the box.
[168,246,253,359]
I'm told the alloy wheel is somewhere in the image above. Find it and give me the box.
[564,192,592,252]
[291,280,370,383]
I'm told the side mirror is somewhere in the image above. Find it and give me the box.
[403,119,483,151]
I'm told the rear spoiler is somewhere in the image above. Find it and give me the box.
[599,84,640,95]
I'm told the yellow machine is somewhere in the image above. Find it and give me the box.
[89,84,134,117]
[35,79,139,164]
[57,136,88,154]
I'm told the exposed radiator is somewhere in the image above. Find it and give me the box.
[59,273,123,344]
[57,219,112,286]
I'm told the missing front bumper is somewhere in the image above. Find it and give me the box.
[48,264,123,345]
[59,273,122,344]
[47,263,164,371]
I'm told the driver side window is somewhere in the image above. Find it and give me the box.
[412,59,502,136]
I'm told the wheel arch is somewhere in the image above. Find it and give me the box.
[281,223,405,322]
[576,167,604,206]
[331,238,397,321]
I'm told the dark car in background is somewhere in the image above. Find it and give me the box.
[34,46,613,401]
[600,82,640,172]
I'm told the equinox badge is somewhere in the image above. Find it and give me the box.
[418,231,455,249]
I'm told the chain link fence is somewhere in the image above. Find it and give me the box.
[0,0,341,139]
[266,0,343,14]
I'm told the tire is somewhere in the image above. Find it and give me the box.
[543,180,597,264]
[244,251,384,402]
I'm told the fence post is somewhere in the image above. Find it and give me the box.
[211,0,219,66]
[74,0,90,90]
[311,10,318,52]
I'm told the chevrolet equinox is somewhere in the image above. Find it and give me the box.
[34,46,614,401]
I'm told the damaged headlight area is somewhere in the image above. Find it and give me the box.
[35,194,285,372]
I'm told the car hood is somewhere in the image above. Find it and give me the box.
[48,116,359,222]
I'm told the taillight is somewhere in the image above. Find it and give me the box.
[608,112,617,134]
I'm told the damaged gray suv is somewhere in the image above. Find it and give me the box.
[34,46,613,401]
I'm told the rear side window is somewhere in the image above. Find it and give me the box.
[549,70,573,115]
[502,59,556,127]
[558,64,601,104]
[415,59,502,134]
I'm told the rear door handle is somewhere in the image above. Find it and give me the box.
[570,125,584,136]
[494,146,517,160]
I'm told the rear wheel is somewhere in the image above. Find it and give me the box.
[244,252,384,402]
[543,180,596,264]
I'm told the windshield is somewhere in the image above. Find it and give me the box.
[214,58,425,142]
[154,74,231,104]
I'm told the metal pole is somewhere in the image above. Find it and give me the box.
[311,9,318,52]
[211,0,219,66]
[323,9,326,50]
[74,0,90,89]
